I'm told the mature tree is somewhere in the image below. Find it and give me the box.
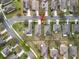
[12,0,21,10]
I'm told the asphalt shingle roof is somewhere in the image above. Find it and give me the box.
[8,54,18,59]
[41,43,47,57]
[59,0,67,9]
[50,48,58,58]
[70,46,77,57]
[62,23,70,36]
[35,24,41,36]
[51,0,58,10]
[44,24,51,36]
[4,4,16,13]
[28,51,34,59]
[60,44,68,55]
[53,24,61,33]
[1,0,12,5]
[23,0,30,9]
[73,24,79,33]
[32,0,39,11]
[26,23,32,34]
[0,37,5,45]
[1,47,10,57]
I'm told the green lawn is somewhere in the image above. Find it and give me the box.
[12,22,27,36]
[0,53,5,59]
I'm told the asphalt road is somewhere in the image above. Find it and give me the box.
[6,15,79,26]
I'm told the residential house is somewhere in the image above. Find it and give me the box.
[27,51,34,59]
[50,48,58,59]
[0,37,6,45]
[41,43,48,59]
[26,21,32,36]
[73,24,79,34]
[59,0,67,11]
[35,24,41,36]
[32,0,39,11]
[1,47,10,57]
[53,24,61,33]
[62,23,70,36]
[23,0,30,10]
[41,0,48,11]
[7,54,18,59]
[69,45,77,57]
[60,44,68,59]
[51,0,58,10]
[1,0,12,6]
[3,4,16,14]
[44,24,51,36]
[68,0,78,13]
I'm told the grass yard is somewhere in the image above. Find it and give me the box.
[12,22,26,36]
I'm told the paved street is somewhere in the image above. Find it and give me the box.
[6,16,79,26]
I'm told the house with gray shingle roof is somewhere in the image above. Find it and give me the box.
[32,0,39,11]
[60,44,68,59]
[69,45,77,57]
[41,0,48,11]
[44,24,51,36]
[26,21,32,36]
[3,4,16,14]
[1,46,10,57]
[35,24,41,36]
[72,24,79,34]
[51,0,58,10]
[68,0,78,13]
[53,24,61,33]
[62,23,70,36]
[60,44,68,55]
[7,54,18,59]
[50,48,58,59]
[0,37,6,45]
[59,0,67,11]
[23,0,30,10]
[27,51,34,59]
[41,43,48,59]
[1,0,12,6]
